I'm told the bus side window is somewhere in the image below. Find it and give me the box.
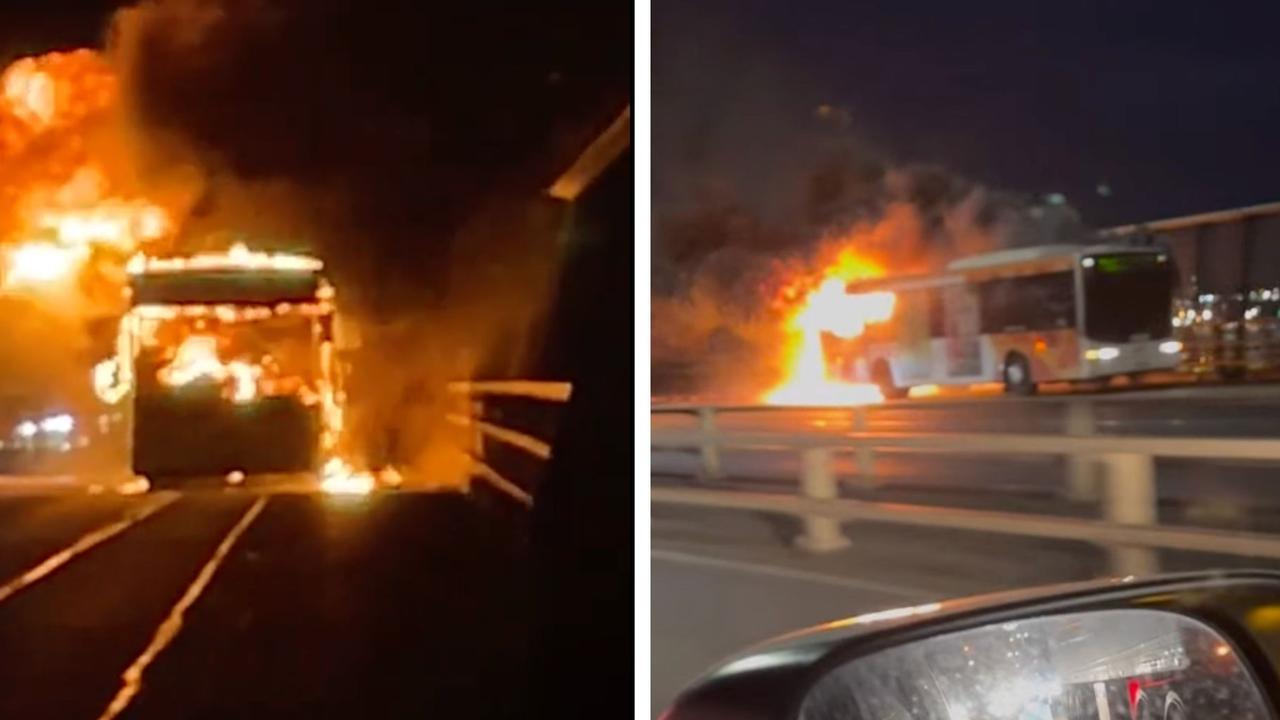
[979,272,1074,333]
[979,278,1018,333]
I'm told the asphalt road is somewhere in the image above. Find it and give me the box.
[0,485,528,719]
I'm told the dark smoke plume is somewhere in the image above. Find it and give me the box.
[653,2,1085,398]
[107,0,629,473]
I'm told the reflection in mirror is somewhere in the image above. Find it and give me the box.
[802,609,1271,720]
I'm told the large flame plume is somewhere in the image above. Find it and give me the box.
[763,244,895,405]
[0,49,174,306]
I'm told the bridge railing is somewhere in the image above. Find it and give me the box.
[651,403,1280,574]
[448,380,573,507]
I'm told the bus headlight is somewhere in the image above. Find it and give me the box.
[1159,340,1183,355]
[1085,347,1120,361]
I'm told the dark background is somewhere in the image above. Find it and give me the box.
[656,0,1280,229]
[1,0,635,714]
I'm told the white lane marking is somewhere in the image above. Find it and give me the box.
[97,496,268,720]
[0,491,181,605]
[651,548,932,600]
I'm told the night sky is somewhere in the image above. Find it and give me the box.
[656,0,1280,228]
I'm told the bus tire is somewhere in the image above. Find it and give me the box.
[1002,352,1036,396]
[872,360,908,400]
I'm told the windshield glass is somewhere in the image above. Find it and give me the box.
[1083,254,1173,342]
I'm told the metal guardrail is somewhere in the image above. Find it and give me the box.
[651,402,1280,574]
[448,380,572,507]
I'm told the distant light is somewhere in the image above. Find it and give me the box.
[1081,257,1096,268]
[225,470,246,486]
[39,413,74,434]
[1096,183,1112,197]
[1159,340,1183,355]
[1046,193,1066,205]
[14,420,37,438]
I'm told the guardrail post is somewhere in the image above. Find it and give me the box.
[470,399,485,478]
[697,407,722,481]
[1065,400,1098,502]
[1100,452,1159,576]
[796,447,851,553]
[852,406,875,489]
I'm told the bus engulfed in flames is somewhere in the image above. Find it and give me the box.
[123,245,348,478]
[0,49,391,490]
[764,248,896,406]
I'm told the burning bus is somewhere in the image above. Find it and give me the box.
[115,244,343,479]
[828,244,1181,398]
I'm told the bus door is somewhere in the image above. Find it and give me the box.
[894,289,934,383]
[942,283,982,378]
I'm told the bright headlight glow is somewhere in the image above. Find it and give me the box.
[14,420,37,438]
[39,413,74,434]
[1085,347,1120,361]
[1159,340,1183,354]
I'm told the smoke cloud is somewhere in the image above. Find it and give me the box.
[103,0,627,475]
[652,4,1086,398]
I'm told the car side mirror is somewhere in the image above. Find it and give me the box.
[664,571,1280,720]
[803,609,1266,720]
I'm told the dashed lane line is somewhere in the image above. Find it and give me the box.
[97,495,268,720]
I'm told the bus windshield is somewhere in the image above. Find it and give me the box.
[1082,253,1173,342]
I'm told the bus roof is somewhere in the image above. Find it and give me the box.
[944,243,1155,271]
[847,243,1164,293]
[129,268,326,306]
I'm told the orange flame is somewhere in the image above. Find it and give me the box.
[127,242,324,275]
[1,51,173,297]
[157,334,262,403]
[763,246,893,405]
[320,457,375,495]
[3,242,85,287]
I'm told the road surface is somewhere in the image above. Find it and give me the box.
[0,483,528,719]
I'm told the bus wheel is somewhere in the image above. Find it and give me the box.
[1002,353,1036,396]
[872,361,907,400]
